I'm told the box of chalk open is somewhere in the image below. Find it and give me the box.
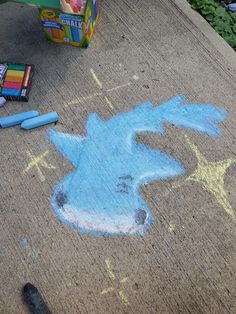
[0,63,34,101]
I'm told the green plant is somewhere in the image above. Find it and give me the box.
[188,0,236,50]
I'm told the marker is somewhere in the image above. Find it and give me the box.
[22,283,51,314]
[21,112,58,130]
[0,110,39,128]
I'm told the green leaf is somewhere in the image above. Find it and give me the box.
[215,7,225,17]
[205,13,214,22]
[224,35,236,47]
[202,6,216,15]
[188,0,236,51]
[214,21,227,31]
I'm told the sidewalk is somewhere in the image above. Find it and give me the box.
[0,0,236,313]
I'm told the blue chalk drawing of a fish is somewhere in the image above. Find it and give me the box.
[48,96,227,236]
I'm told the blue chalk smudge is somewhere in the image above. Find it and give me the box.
[48,96,227,236]
[19,236,28,248]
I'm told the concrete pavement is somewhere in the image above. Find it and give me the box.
[0,0,236,313]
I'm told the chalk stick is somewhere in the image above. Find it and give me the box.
[8,64,26,71]
[21,112,58,130]
[6,70,25,78]
[2,88,21,97]
[23,66,32,88]
[4,76,23,83]
[0,110,39,128]
[3,81,22,89]
[0,64,7,80]
[22,283,51,314]
[0,97,6,107]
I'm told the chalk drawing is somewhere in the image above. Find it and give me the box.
[66,69,139,109]
[48,95,227,236]
[164,136,236,219]
[101,259,129,305]
[24,150,56,182]
[19,236,28,248]
[28,249,40,260]
[90,68,103,89]
[105,259,116,280]
[186,137,236,218]
[168,221,176,232]
[169,136,236,219]
[132,75,139,81]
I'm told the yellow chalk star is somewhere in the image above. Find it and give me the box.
[185,137,236,219]
[24,150,56,182]
[101,259,129,305]
[105,258,116,280]
[118,290,129,305]
[101,287,115,295]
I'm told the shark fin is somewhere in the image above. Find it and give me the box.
[159,95,227,137]
[86,113,104,136]
[48,129,85,167]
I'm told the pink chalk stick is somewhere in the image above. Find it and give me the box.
[3,81,22,89]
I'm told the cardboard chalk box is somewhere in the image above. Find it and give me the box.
[39,0,99,47]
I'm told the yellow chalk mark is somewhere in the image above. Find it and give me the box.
[163,137,236,220]
[101,287,115,295]
[102,259,129,305]
[65,69,135,109]
[118,291,129,305]
[105,259,116,280]
[66,92,103,107]
[120,277,128,284]
[185,136,236,219]
[132,75,139,81]
[161,181,188,199]
[168,221,176,232]
[90,68,103,89]
[107,83,131,92]
[24,150,55,182]
[104,96,114,111]
[170,181,187,192]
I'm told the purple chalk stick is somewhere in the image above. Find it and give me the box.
[228,4,236,12]
[0,97,6,107]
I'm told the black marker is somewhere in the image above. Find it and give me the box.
[22,283,52,314]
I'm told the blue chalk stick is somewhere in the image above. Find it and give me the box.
[2,88,21,97]
[21,112,58,130]
[71,27,80,42]
[0,110,39,128]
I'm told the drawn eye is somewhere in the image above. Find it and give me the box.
[135,209,147,225]
[55,190,68,208]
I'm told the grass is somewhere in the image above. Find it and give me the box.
[188,0,236,50]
